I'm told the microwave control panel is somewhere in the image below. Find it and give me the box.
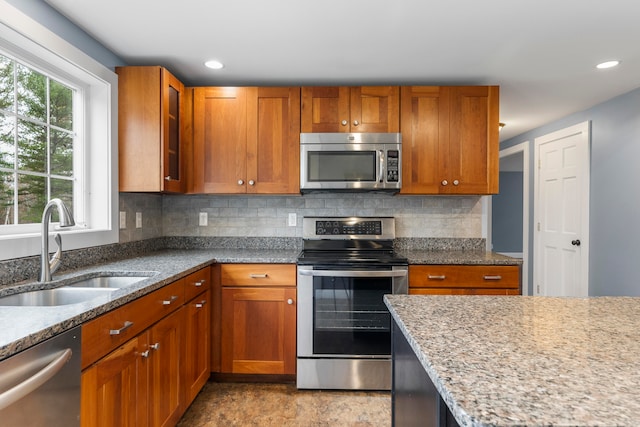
[386,150,399,182]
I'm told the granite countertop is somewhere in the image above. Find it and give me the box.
[399,249,521,265]
[385,295,640,426]
[0,248,299,361]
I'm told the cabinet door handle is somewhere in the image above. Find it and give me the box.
[441,180,448,186]
[249,273,268,278]
[150,343,160,351]
[140,350,150,358]
[162,295,179,305]
[352,120,359,126]
[238,179,244,185]
[287,298,294,305]
[341,120,348,126]
[248,180,255,186]
[427,275,446,280]
[164,176,172,181]
[195,300,207,308]
[483,275,502,281]
[109,321,134,335]
[453,179,460,186]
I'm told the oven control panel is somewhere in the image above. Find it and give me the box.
[315,220,382,235]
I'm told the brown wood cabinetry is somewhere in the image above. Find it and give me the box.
[81,267,211,427]
[409,265,520,295]
[400,86,500,194]
[117,66,185,193]
[219,264,296,375]
[301,86,399,133]
[191,86,300,194]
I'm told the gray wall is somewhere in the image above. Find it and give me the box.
[492,171,523,253]
[501,87,640,296]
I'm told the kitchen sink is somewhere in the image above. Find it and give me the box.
[65,275,150,289]
[0,287,115,307]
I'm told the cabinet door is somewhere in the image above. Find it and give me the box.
[400,86,450,194]
[182,290,211,408]
[192,87,248,193]
[246,87,301,194]
[350,86,400,132]
[81,334,149,427]
[148,308,182,427]
[301,86,350,132]
[162,68,185,193]
[446,86,500,194]
[221,287,296,375]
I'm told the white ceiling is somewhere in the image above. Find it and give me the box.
[45,0,640,141]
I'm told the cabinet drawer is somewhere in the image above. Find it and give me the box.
[81,279,185,369]
[409,288,520,296]
[409,265,520,289]
[184,267,211,301]
[221,264,296,287]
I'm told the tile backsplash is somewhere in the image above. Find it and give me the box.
[119,193,484,242]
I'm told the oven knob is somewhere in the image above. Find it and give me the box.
[333,228,340,234]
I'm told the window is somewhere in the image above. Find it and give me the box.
[1,53,78,226]
[0,2,118,261]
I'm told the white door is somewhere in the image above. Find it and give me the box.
[534,122,590,296]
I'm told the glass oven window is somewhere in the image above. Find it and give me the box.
[312,275,392,355]
[307,151,376,182]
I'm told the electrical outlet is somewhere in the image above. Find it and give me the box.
[199,212,208,226]
[119,211,126,229]
[135,212,142,228]
[288,212,296,227]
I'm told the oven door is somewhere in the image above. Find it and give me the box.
[297,266,408,358]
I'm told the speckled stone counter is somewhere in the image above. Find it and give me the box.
[0,248,299,361]
[399,249,521,266]
[385,295,640,427]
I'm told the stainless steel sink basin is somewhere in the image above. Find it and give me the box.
[65,275,150,289]
[0,287,115,306]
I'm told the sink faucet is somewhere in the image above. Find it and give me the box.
[40,198,75,282]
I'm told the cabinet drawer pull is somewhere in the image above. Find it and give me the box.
[162,295,179,305]
[249,273,268,279]
[193,279,206,287]
[109,321,134,336]
[140,350,150,358]
[150,343,160,351]
[483,275,503,281]
[195,300,207,308]
[427,275,446,280]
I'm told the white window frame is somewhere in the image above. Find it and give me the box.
[0,1,118,261]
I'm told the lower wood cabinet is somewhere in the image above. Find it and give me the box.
[80,267,211,427]
[218,264,296,375]
[409,265,520,295]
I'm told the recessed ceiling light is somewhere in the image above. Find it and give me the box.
[596,60,620,69]
[204,60,224,70]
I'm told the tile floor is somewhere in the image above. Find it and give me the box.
[177,382,391,426]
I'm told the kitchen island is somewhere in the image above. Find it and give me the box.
[385,295,640,426]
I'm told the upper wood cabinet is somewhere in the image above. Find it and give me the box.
[191,86,300,194]
[400,86,500,194]
[117,66,185,193]
[301,86,399,133]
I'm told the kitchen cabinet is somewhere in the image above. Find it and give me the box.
[191,86,300,194]
[219,264,296,375]
[182,288,211,409]
[409,265,520,295]
[117,66,185,193]
[80,267,211,427]
[301,86,399,133]
[400,86,500,194]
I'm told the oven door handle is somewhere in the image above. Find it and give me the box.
[298,269,407,278]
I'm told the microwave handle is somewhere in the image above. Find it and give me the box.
[378,150,385,183]
[299,269,407,278]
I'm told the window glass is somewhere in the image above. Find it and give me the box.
[0,53,75,226]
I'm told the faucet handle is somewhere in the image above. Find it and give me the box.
[49,233,63,275]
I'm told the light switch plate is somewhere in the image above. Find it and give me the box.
[199,212,208,226]
[135,212,142,228]
[119,211,126,229]
[288,213,296,227]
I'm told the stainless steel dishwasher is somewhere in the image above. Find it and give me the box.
[0,326,81,426]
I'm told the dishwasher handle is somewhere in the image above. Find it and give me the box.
[298,269,407,278]
[0,348,72,411]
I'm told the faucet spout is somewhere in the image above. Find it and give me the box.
[40,199,75,282]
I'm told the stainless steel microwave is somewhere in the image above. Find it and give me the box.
[300,133,402,193]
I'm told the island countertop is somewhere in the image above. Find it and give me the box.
[384,295,640,427]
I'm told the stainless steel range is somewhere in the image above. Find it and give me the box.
[296,216,408,390]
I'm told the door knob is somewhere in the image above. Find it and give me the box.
[571,239,581,246]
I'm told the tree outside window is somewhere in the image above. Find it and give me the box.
[0,53,74,225]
